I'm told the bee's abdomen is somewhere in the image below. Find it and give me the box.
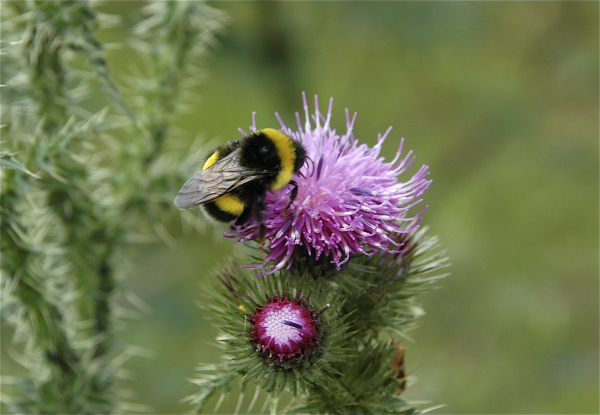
[202,200,240,222]
[214,193,245,216]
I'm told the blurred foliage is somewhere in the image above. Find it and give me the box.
[1,0,225,413]
[2,1,598,414]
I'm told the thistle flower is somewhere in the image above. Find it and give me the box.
[190,97,448,414]
[232,93,431,274]
[250,293,321,360]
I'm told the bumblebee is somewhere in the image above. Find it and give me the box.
[174,128,307,225]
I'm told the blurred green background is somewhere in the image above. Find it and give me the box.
[8,1,599,413]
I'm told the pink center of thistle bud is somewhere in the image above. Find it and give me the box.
[251,296,319,360]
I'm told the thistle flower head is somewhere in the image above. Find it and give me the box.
[232,93,431,274]
[250,293,320,360]
[190,94,447,412]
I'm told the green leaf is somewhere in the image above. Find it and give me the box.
[0,153,40,178]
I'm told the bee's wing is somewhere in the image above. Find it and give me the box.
[174,149,270,210]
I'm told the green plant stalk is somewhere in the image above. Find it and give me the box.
[1,1,226,412]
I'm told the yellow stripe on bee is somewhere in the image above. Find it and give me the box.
[214,193,245,216]
[261,128,296,190]
[204,149,244,216]
[203,151,221,170]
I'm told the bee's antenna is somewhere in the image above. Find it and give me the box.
[283,180,299,216]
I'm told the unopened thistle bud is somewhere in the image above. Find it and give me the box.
[250,293,321,361]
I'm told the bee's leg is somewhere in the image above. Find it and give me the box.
[257,223,266,242]
[251,196,268,243]
[237,196,267,244]
[235,207,253,226]
[283,180,298,215]
[236,192,266,226]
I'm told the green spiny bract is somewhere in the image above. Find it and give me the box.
[189,222,448,414]
[297,342,417,415]
[339,226,450,338]
[188,265,352,412]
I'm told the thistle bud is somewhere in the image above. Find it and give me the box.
[250,294,320,360]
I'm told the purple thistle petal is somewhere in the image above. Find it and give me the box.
[232,93,432,274]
